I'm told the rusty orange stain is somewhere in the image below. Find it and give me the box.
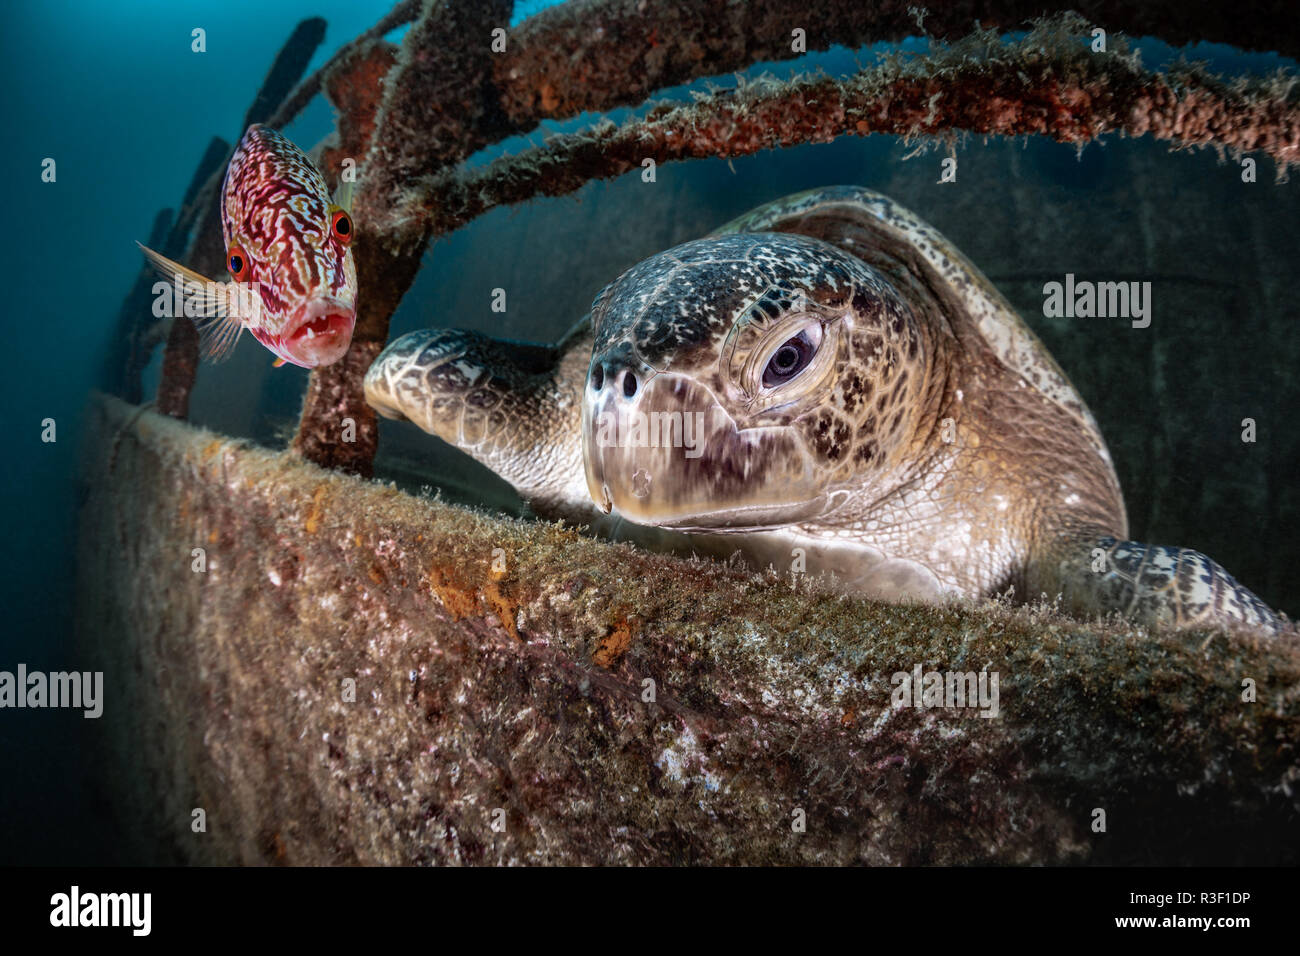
[305,486,327,534]
[427,565,523,642]
[483,580,520,641]
[428,566,478,621]
[593,619,633,669]
[539,82,559,113]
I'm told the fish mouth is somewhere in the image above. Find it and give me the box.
[281,297,356,367]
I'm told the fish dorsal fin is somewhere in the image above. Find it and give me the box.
[136,242,246,363]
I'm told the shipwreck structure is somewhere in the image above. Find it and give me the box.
[83,1,1300,864]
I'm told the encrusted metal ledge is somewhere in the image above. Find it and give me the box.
[76,395,1300,864]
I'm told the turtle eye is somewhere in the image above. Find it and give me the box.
[330,208,353,245]
[227,245,249,282]
[762,328,819,388]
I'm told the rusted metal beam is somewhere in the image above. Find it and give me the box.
[425,22,1300,235]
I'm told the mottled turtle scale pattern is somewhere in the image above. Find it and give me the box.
[588,234,929,490]
[365,187,1288,635]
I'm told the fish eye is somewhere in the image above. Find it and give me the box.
[331,208,353,245]
[227,245,249,281]
[762,328,820,388]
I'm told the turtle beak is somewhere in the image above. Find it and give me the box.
[581,373,620,515]
[582,421,615,514]
[581,362,828,529]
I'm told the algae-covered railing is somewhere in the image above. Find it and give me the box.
[108,0,1300,477]
[79,396,1300,864]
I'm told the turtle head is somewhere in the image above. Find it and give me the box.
[582,233,933,531]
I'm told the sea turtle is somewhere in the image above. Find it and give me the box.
[364,187,1287,634]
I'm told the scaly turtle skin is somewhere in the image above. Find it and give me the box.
[365,187,1287,634]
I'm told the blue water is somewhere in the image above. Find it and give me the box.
[0,0,1293,864]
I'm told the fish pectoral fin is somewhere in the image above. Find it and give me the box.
[136,241,217,290]
[273,357,287,368]
[136,242,245,364]
[332,178,354,215]
[194,312,245,363]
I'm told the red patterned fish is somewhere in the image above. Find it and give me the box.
[139,124,357,368]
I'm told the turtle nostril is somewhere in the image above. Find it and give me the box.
[590,364,604,391]
[622,370,638,399]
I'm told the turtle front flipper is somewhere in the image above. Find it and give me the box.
[1036,535,1290,634]
[364,320,595,518]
